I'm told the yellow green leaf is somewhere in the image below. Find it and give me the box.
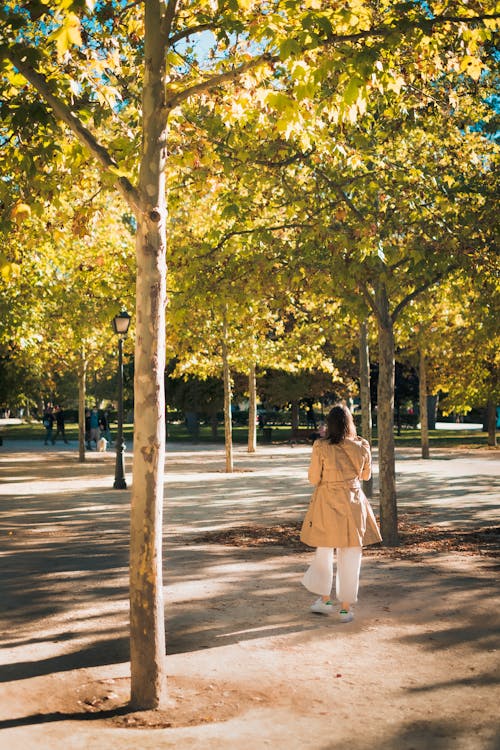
[11,203,31,222]
[0,259,20,280]
[50,13,83,59]
[459,56,484,82]
[343,76,364,105]
[108,164,130,178]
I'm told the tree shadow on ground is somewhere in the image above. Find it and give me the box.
[0,485,130,633]
[163,540,500,655]
[321,717,500,750]
[0,636,129,683]
[0,705,131,731]
[1,449,499,693]
[4,525,497,681]
[0,452,116,481]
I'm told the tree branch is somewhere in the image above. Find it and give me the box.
[194,220,314,260]
[336,187,365,222]
[427,13,500,25]
[165,9,499,112]
[161,9,500,120]
[165,54,272,109]
[167,10,500,66]
[117,0,142,17]
[168,23,218,46]
[162,0,179,41]
[315,168,376,221]
[358,280,381,324]
[182,111,316,169]
[321,12,500,46]
[7,49,141,213]
[392,274,444,322]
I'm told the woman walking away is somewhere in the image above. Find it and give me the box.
[300,404,382,623]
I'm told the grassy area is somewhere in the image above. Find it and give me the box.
[0,422,81,441]
[0,422,134,443]
[2,420,494,448]
[256,425,492,448]
[390,429,491,448]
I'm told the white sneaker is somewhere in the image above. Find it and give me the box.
[339,609,354,623]
[310,598,333,615]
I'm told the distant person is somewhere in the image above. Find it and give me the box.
[42,407,55,445]
[306,405,317,429]
[89,407,100,449]
[99,410,111,442]
[53,406,69,444]
[300,404,382,622]
[85,409,92,450]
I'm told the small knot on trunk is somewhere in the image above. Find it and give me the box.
[149,209,161,223]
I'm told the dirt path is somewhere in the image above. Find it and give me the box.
[0,442,499,749]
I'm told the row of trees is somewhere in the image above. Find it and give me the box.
[1,0,498,709]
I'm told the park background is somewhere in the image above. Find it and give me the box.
[0,0,499,739]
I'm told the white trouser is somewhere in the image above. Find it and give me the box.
[301,547,362,604]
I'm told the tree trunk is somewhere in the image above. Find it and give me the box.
[78,351,86,463]
[129,0,168,710]
[359,319,373,497]
[487,397,497,447]
[222,315,234,473]
[375,283,398,546]
[247,363,257,453]
[291,401,300,431]
[419,349,430,459]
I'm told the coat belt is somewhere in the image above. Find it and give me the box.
[320,478,361,489]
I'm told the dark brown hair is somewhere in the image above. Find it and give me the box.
[326,404,357,444]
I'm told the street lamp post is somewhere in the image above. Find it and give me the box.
[112,311,131,489]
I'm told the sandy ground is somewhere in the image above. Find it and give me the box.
[0,439,499,749]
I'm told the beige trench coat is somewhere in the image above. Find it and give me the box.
[300,437,382,548]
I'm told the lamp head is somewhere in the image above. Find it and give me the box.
[112,311,131,335]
